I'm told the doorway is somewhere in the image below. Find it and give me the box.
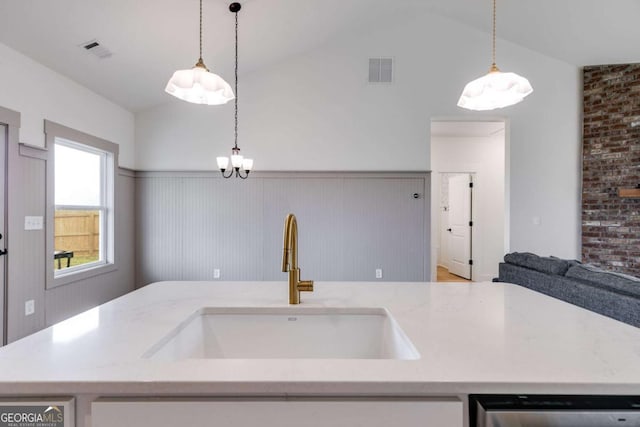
[0,124,6,345]
[441,173,473,280]
[430,120,507,283]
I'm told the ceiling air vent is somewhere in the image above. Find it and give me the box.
[368,57,393,83]
[79,39,113,59]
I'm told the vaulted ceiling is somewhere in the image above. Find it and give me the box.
[1,0,638,112]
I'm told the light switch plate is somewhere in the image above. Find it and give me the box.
[24,216,43,230]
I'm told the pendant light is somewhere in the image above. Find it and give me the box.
[165,0,234,105]
[216,3,253,179]
[457,0,533,111]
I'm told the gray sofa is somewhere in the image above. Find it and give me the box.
[497,252,640,327]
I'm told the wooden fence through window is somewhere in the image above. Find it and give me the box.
[54,210,100,256]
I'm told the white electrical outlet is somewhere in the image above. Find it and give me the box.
[24,216,43,230]
[25,299,35,316]
[375,268,383,279]
[213,269,221,279]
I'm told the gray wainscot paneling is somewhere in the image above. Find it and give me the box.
[7,144,47,342]
[45,168,136,325]
[136,171,430,285]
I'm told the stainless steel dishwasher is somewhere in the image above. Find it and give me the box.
[470,395,640,426]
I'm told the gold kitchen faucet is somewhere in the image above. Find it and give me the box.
[281,214,314,304]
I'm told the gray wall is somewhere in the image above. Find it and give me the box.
[136,172,430,285]
[2,107,136,343]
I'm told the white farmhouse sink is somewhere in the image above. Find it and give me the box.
[143,307,419,360]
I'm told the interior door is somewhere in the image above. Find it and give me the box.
[447,174,472,280]
[0,124,6,346]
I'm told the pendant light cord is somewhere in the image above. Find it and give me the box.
[199,0,203,62]
[234,8,239,150]
[491,0,497,71]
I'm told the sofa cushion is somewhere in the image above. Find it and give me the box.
[498,263,640,327]
[552,256,582,268]
[566,264,640,298]
[503,252,570,276]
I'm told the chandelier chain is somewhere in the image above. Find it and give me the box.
[234,9,239,149]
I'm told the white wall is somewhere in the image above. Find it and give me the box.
[136,11,581,259]
[431,132,505,281]
[0,42,135,168]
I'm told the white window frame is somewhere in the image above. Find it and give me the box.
[53,139,114,276]
[45,121,118,289]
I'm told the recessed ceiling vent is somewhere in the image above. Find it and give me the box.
[79,39,113,59]
[369,57,393,83]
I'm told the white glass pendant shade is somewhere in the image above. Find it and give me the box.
[165,63,235,106]
[458,0,533,111]
[231,153,244,168]
[457,68,533,111]
[242,158,253,171]
[216,156,229,170]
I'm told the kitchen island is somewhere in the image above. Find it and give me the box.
[0,281,639,426]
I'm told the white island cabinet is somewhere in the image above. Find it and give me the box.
[1,281,640,427]
[91,399,463,427]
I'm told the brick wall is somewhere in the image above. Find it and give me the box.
[583,64,640,276]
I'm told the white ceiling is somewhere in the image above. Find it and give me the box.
[1,0,639,112]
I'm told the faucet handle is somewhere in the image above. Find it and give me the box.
[298,280,313,292]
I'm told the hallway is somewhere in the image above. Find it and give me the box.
[436,266,471,283]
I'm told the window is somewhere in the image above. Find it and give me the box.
[45,121,119,288]
[53,137,115,278]
[53,138,113,276]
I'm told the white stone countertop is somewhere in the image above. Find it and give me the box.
[0,281,639,396]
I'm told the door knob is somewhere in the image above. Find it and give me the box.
[447,228,452,232]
